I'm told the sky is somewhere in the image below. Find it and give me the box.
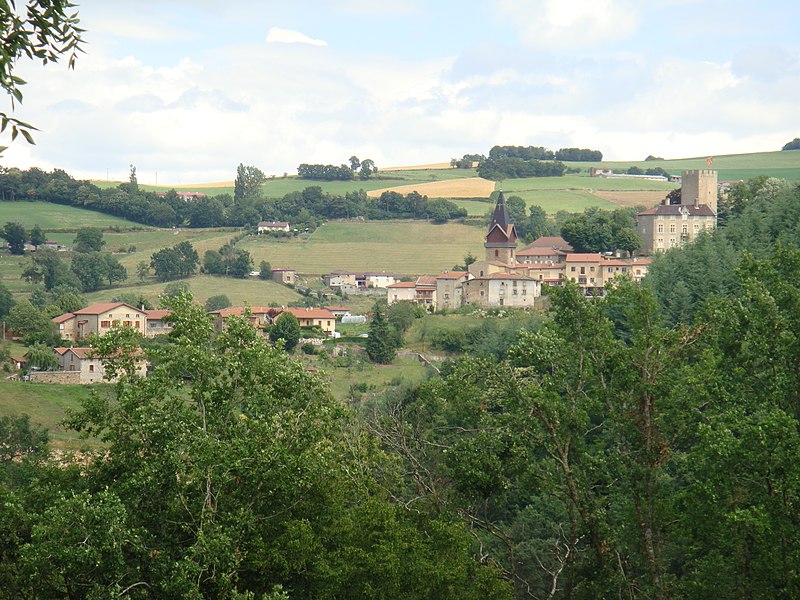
[1,0,798,185]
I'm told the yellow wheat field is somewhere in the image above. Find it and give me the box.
[367,177,495,199]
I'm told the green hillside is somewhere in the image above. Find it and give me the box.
[0,201,147,230]
[238,220,484,275]
[566,150,800,182]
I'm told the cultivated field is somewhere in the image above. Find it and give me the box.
[366,177,495,199]
[591,190,671,208]
[238,220,485,276]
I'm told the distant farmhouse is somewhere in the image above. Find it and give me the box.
[257,221,290,233]
[53,303,174,342]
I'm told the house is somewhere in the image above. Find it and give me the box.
[208,306,278,331]
[564,253,606,295]
[144,309,173,337]
[636,169,717,253]
[257,221,290,233]
[386,277,438,308]
[435,271,472,310]
[53,302,148,342]
[516,246,570,265]
[364,272,400,288]
[324,306,352,318]
[462,272,540,308]
[386,281,417,304]
[280,308,337,335]
[271,268,296,285]
[324,271,359,288]
[28,347,148,384]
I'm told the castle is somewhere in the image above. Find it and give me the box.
[635,169,718,253]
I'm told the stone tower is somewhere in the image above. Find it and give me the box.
[681,169,718,213]
[484,191,517,264]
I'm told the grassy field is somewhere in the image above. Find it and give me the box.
[0,381,102,450]
[238,220,485,275]
[565,150,800,182]
[0,201,147,230]
[83,274,302,307]
[101,229,240,272]
[321,356,433,403]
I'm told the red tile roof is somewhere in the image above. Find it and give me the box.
[282,308,336,320]
[73,302,139,315]
[145,309,172,320]
[517,247,568,256]
[388,281,417,288]
[436,271,469,280]
[52,313,76,324]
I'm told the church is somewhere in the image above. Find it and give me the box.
[461,192,542,308]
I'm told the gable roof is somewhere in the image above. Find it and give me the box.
[525,236,573,250]
[73,302,140,315]
[144,309,172,320]
[387,281,417,288]
[52,313,76,324]
[436,271,469,280]
[282,308,336,320]
[516,246,569,257]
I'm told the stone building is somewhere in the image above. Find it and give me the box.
[636,169,718,253]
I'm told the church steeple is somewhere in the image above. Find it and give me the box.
[484,191,518,265]
[489,191,511,233]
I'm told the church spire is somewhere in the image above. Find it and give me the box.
[489,190,511,233]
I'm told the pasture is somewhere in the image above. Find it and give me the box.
[566,150,800,182]
[0,201,146,230]
[83,274,302,308]
[0,381,101,450]
[238,220,485,276]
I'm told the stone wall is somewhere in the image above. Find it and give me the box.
[28,371,82,384]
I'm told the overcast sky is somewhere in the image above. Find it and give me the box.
[1,0,798,184]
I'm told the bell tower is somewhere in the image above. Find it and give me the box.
[484,191,518,265]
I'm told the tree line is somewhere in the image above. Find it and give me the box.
[489,145,603,162]
[0,166,465,230]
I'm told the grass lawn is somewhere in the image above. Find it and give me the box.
[83,274,302,307]
[0,201,147,230]
[0,381,103,450]
[238,220,485,276]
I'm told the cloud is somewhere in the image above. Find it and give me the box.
[265,27,327,47]
[494,0,640,49]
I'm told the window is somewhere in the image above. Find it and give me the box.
[89,364,94,372]
[657,238,664,248]
[123,321,132,327]
[480,291,484,297]
[682,225,688,234]
[512,289,518,295]
[101,320,111,328]
[571,266,576,272]
[126,314,130,318]
[657,224,664,233]
[590,266,595,272]
[670,224,676,233]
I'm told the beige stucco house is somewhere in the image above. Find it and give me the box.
[53,302,148,342]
